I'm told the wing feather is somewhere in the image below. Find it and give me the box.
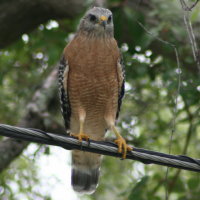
[58,55,71,131]
[116,54,125,119]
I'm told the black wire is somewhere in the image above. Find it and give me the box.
[0,124,200,172]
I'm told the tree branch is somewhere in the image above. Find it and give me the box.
[0,68,63,173]
[168,98,196,194]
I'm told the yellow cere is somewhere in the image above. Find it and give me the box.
[100,15,108,21]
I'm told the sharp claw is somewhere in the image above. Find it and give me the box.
[118,143,122,153]
[118,145,122,153]
[123,149,127,159]
[114,137,132,159]
[85,136,89,141]
[70,133,90,142]
[127,146,132,151]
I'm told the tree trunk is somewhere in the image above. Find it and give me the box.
[0,68,65,173]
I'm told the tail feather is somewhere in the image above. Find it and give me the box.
[72,167,100,194]
[71,151,101,194]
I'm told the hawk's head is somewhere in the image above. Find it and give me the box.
[78,7,114,37]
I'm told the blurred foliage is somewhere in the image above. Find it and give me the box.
[0,0,200,199]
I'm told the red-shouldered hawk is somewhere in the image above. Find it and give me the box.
[58,7,132,194]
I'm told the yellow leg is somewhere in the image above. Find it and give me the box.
[70,120,89,142]
[112,125,132,159]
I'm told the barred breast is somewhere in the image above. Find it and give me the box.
[64,35,120,140]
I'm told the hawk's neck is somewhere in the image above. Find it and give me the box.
[64,33,120,62]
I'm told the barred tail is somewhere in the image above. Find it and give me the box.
[71,151,101,194]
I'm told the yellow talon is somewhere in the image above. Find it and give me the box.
[114,137,132,159]
[71,119,90,142]
[70,132,90,142]
[111,125,132,159]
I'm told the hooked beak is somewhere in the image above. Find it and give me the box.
[99,15,108,29]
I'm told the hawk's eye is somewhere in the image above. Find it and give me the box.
[108,15,112,23]
[89,14,97,22]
